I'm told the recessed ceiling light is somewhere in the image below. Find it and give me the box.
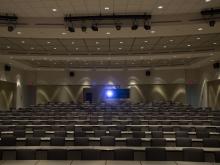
[21,40,25,44]
[96,41,100,44]
[144,40,148,43]
[198,28,203,31]
[210,59,214,62]
[173,56,176,58]
[163,45,167,48]
[213,42,217,45]
[158,6,163,9]
[52,8,57,12]
[17,32,21,35]
[106,32,111,35]
[10,56,13,59]
[118,47,122,50]
[47,41,51,44]
[140,46,144,49]
[62,32,67,35]
[71,41,75,45]
[120,41,124,44]
[169,39,174,42]
[31,58,34,61]
[104,7,110,10]
[53,47,57,50]
[97,47,101,50]
[196,37,201,40]
[54,62,56,64]
[209,53,214,56]
[187,44,191,47]
[30,47,34,50]
[150,30,156,34]
[205,0,211,2]
[6,46,10,49]
[75,48,79,50]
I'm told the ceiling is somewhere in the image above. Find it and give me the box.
[0,0,220,70]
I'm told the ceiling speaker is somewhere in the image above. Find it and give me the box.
[69,71,75,77]
[4,64,11,72]
[146,70,151,76]
[213,62,220,69]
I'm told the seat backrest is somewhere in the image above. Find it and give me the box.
[151,131,163,138]
[74,130,85,137]
[100,136,115,146]
[175,131,188,138]
[203,138,220,147]
[1,136,16,146]
[14,130,25,137]
[54,131,66,137]
[151,138,166,147]
[133,131,145,138]
[81,149,100,160]
[50,137,65,146]
[47,149,67,160]
[176,138,192,147]
[109,130,121,137]
[26,137,41,146]
[145,147,166,161]
[33,130,45,137]
[16,149,36,160]
[114,149,134,160]
[196,131,210,138]
[74,137,89,146]
[94,130,106,137]
[126,138,142,146]
[183,148,204,162]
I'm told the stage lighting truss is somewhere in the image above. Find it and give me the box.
[64,14,151,32]
[0,14,18,32]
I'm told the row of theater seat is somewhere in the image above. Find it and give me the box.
[1,130,218,138]
[1,148,220,162]
[1,136,220,147]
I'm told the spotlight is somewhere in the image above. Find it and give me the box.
[106,90,113,98]
[8,25,15,32]
[144,24,151,30]
[131,24,138,30]
[68,26,75,32]
[91,24,98,31]
[115,24,121,31]
[81,26,87,32]
[209,20,216,27]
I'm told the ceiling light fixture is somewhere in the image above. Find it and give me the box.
[17,31,21,35]
[104,7,110,10]
[158,6,163,9]
[196,37,201,40]
[198,27,203,31]
[52,8,57,12]
[21,40,25,44]
[150,30,155,34]
[47,41,51,44]
[62,32,67,35]
[187,44,191,47]
[106,32,110,35]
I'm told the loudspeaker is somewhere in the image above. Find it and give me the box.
[4,64,11,71]
[69,71,75,77]
[213,62,220,69]
[146,70,151,76]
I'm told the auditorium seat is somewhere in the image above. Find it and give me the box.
[145,148,166,161]
[176,138,192,147]
[50,137,65,146]
[114,149,134,160]
[151,138,166,146]
[74,130,85,137]
[16,149,36,160]
[26,137,41,146]
[151,131,163,138]
[175,131,188,138]
[74,137,89,146]
[33,130,45,137]
[14,130,25,137]
[81,149,100,160]
[196,131,210,138]
[183,148,204,162]
[94,130,106,137]
[100,136,115,146]
[215,151,220,162]
[1,136,16,146]
[133,131,145,138]
[203,138,220,147]
[54,131,66,137]
[126,138,142,146]
[109,130,121,137]
[47,149,67,160]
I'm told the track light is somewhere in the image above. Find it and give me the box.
[209,20,216,27]
[115,24,121,31]
[68,26,75,32]
[8,25,15,32]
[91,24,98,31]
[131,23,138,30]
[81,26,87,32]
[144,24,151,30]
